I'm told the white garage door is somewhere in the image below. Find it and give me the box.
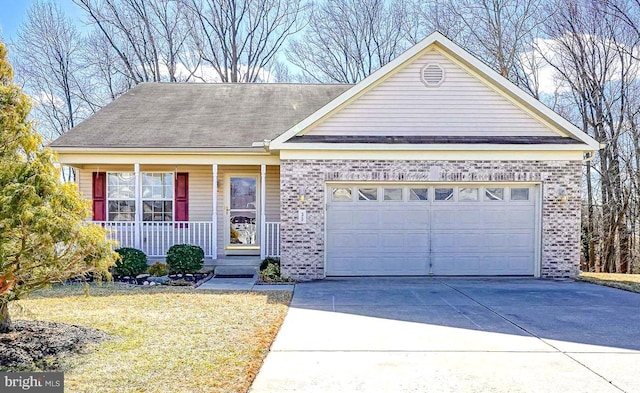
[326,184,538,276]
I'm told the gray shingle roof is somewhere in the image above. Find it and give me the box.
[50,83,353,149]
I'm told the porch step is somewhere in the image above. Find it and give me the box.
[214,265,258,277]
[214,257,262,267]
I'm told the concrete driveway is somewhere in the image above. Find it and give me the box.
[250,278,640,393]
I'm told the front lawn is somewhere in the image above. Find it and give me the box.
[578,272,640,293]
[6,284,291,393]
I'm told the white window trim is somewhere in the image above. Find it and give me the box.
[106,171,175,222]
[141,172,175,222]
[106,171,136,222]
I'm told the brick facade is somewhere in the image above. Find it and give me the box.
[280,159,581,281]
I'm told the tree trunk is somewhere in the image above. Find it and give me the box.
[0,302,11,333]
[586,160,596,271]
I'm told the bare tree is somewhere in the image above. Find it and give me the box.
[12,1,95,144]
[446,0,546,96]
[74,0,192,83]
[182,0,306,82]
[539,0,640,272]
[405,0,469,45]
[288,0,410,83]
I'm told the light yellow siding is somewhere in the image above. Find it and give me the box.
[79,165,213,221]
[78,164,281,259]
[306,49,558,137]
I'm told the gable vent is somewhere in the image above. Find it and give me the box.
[421,64,445,87]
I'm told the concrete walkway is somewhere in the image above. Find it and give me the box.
[250,278,640,393]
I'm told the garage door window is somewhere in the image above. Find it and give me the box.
[458,187,479,201]
[332,187,352,201]
[358,187,378,201]
[485,187,504,201]
[435,187,454,201]
[383,188,403,201]
[511,188,530,201]
[409,187,429,201]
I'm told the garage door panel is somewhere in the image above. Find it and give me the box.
[482,207,510,228]
[507,231,535,249]
[352,210,379,227]
[380,232,429,252]
[431,254,482,275]
[430,231,455,250]
[432,231,487,252]
[507,208,536,228]
[431,253,534,276]
[328,255,428,276]
[326,184,537,277]
[433,208,484,229]
[403,231,430,250]
[406,209,430,226]
[327,232,357,250]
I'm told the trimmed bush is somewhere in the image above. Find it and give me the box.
[148,262,169,277]
[260,257,290,282]
[260,257,280,271]
[113,248,148,277]
[166,244,204,274]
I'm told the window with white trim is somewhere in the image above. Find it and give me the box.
[106,172,174,222]
[142,173,174,222]
[107,172,136,221]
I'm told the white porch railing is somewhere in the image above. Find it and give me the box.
[264,222,281,257]
[94,221,214,257]
[94,220,281,258]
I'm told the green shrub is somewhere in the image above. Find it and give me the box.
[166,244,204,274]
[148,262,169,277]
[113,248,148,277]
[260,257,280,271]
[259,257,292,282]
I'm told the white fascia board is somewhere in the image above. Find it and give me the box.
[270,31,600,151]
[280,149,585,161]
[55,152,281,166]
[51,146,271,154]
[278,143,594,151]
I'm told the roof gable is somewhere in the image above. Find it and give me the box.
[270,32,600,151]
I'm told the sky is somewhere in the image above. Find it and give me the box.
[0,0,82,42]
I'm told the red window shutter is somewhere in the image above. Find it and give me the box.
[92,172,106,221]
[175,173,189,222]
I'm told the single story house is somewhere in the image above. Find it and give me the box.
[50,32,599,280]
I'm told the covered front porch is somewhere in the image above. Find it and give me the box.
[76,160,281,260]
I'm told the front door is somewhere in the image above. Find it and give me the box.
[226,176,259,255]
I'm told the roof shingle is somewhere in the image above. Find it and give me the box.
[50,83,353,148]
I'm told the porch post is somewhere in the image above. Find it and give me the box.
[260,164,266,259]
[134,163,142,250]
[212,164,218,259]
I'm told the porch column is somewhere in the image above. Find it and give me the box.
[260,164,267,259]
[134,163,142,249]
[212,164,218,259]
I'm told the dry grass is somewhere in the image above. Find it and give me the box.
[578,272,640,293]
[9,283,291,393]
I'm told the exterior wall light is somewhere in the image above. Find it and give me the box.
[299,186,306,202]
[558,187,568,202]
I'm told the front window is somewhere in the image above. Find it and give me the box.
[107,173,136,221]
[106,172,174,221]
[142,173,174,222]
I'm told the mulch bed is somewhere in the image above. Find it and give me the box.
[0,320,110,371]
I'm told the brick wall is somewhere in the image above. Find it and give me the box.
[280,159,582,280]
